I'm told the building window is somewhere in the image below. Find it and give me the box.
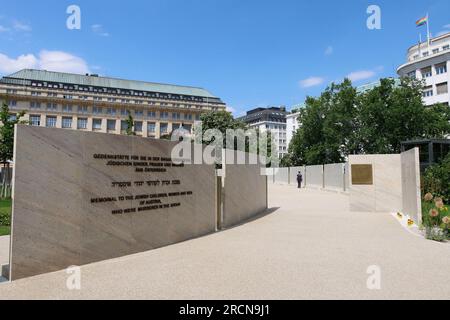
[423,52,429,57]
[148,111,156,118]
[107,119,116,131]
[160,112,169,119]
[195,114,201,121]
[121,120,129,133]
[30,102,41,109]
[423,86,434,97]
[93,119,102,130]
[421,67,432,78]
[77,105,88,114]
[77,118,88,129]
[135,121,143,132]
[135,110,144,117]
[436,82,448,95]
[184,113,193,120]
[62,105,73,113]
[147,122,156,133]
[436,63,447,75]
[93,106,102,115]
[8,100,17,107]
[106,107,116,116]
[407,71,416,79]
[433,48,440,54]
[172,112,181,120]
[46,103,57,111]
[443,45,450,51]
[30,115,41,126]
[160,123,168,134]
[121,109,129,116]
[62,117,73,129]
[46,116,57,128]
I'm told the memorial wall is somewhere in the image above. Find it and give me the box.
[222,150,268,229]
[9,126,218,280]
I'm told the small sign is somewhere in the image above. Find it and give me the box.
[351,164,373,185]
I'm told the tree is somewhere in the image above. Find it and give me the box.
[286,77,450,166]
[357,77,450,154]
[125,111,135,136]
[288,79,358,166]
[194,110,247,149]
[0,101,27,198]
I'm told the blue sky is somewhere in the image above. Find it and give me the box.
[0,0,449,115]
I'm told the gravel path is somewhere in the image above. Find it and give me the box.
[0,184,449,299]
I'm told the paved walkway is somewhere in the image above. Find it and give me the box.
[0,184,449,299]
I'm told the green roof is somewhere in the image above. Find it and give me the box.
[4,69,219,99]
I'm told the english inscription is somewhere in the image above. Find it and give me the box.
[91,154,192,215]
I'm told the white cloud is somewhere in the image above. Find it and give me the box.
[91,24,110,37]
[299,77,325,88]
[39,50,91,74]
[324,46,333,56]
[346,70,376,82]
[0,53,38,74]
[0,25,10,32]
[444,24,450,29]
[12,20,31,32]
[0,50,91,75]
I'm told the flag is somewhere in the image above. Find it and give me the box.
[416,16,428,27]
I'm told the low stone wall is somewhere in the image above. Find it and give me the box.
[348,149,422,223]
[305,165,323,188]
[222,151,268,229]
[7,127,269,281]
[401,148,422,224]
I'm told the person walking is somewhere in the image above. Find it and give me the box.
[297,172,303,189]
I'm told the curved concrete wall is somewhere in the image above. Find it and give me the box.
[10,126,218,280]
[222,150,268,229]
[324,163,344,191]
[305,165,323,188]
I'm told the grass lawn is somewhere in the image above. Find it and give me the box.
[0,198,11,236]
[0,226,10,236]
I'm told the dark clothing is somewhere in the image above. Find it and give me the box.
[297,174,303,189]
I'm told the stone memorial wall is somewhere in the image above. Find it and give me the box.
[9,126,217,280]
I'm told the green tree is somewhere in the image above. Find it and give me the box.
[357,77,450,154]
[0,101,27,198]
[286,77,450,165]
[125,111,135,136]
[195,110,247,149]
[288,79,358,165]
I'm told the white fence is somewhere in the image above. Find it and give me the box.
[273,163,348,192]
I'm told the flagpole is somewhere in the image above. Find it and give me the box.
[426,13,431,46]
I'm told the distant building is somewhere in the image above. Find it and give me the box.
[401,139,450,172]
[0,69,226,139]
[238,106,288,159]
[397,32,450,106]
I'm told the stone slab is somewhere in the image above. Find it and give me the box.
[10,125,217,280]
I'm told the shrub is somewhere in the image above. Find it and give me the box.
[422,154,450,203]
[0,212,10,226]
[422,193,450,242]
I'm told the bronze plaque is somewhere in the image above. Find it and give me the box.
[351,164,373,185]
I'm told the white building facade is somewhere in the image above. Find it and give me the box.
[238,107,288,159]
[286,112,301,150]
[397,32,450,106]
